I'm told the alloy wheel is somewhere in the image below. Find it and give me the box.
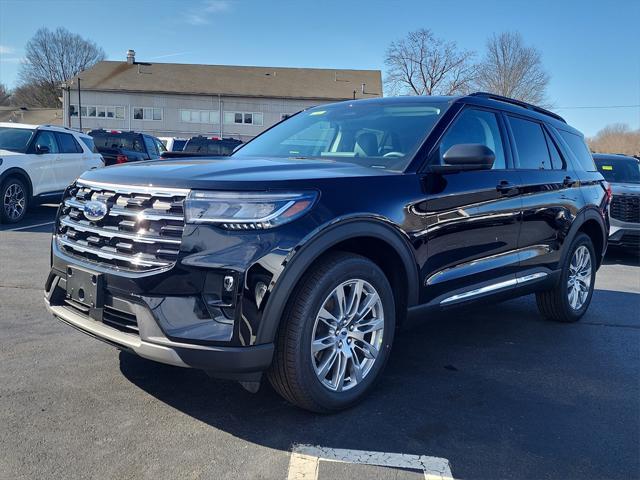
[567,245,592,310]
[3,183,26,221]
[311,279,384,392]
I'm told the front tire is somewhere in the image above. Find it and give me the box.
[536,233,596,322]
[268,252,395,413]
[1,177,28,224]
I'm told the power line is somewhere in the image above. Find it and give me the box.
[555,104,640,110]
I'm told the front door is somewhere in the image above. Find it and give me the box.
[411,107,524,305]
[28,130,61,195]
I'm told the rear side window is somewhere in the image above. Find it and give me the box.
[558,130,597,171]
[79,136,98,153]
[508,116,552,170]
[55,132,83,153]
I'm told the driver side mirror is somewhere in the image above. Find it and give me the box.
[35,144,50,155]
[428,144,495,173]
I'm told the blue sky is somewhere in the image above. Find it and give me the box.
[0,0,638,136]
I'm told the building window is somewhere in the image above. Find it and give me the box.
[224,111,263,126]
[70,104,126,119]
[179,109,220,124]
[133,107,162,121]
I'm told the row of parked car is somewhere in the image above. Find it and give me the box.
[0,123,242,223]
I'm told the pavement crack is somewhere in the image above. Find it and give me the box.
[0,284,42,292]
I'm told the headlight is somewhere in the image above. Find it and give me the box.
[185,190,318,229]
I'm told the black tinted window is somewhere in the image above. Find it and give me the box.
[80,136,98,153]
[509,117,552,170]
[91,133,145,152]
[558,130,597,171]
[439,108,506,169]
[55,132,82,153]
[143,136,158,157]
[544,130,565,169]
[595,157,640,184]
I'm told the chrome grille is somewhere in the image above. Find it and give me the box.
[56,180,189,271]
[610,194,640,224]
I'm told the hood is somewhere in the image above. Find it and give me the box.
[0,149,23,156]
[611,183,640,195]
[78,156,395,190]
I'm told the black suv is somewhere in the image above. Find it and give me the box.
[89,129,166,165]
[45,93,609,412]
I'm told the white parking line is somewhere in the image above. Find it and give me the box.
[5,221,54,232]
[288,444,455,480]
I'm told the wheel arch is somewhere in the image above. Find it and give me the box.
[562,208,607,269]
[0,167,33,199]
[256,218,420,344]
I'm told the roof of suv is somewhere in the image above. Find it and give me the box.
[0,122,91,137]
[322,94,582,137]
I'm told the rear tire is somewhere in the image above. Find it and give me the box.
[268,252,395,413]
[536,233,596,322]
[0,177,28,224]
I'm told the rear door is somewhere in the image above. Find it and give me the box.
[505,115,582,272]
[414,106,524,305]
[54,132,86,189]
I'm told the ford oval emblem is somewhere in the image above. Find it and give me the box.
[83,200,108,222]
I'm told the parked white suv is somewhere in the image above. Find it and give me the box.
[0,123,104,223]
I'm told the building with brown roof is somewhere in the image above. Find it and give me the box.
[62,50,382,142]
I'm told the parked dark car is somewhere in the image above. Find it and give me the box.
[161,136,242,159]
[46,93,609,412]
[89,129,166,165]
[594,153,640,248]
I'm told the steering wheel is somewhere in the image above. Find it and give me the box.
[382,151,405,158]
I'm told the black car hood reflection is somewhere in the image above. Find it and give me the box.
[79,156,396,189]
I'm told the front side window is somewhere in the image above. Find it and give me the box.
[34,131,59,153]
[509,116,552,170]
[0,127,34,153]
[55,132,82,153]
[233,100,451,171]
[439,108,506,169]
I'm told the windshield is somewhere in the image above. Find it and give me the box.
[595,157,640,184]
[232,100,451,170]
[0,127,35,153]
[91,133,145,153]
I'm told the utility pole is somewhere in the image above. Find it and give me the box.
[77,78,82,131]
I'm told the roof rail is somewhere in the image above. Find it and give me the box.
[468,92,566,123]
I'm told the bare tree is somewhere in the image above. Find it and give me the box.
[588,123,640,156]
[384,29,476,96]
[475,32,549,104]
[0,83,11,106]
[17,27,105,107]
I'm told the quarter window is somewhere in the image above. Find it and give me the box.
[508,116,552,170]
[558,130,597,172]
[439,108,506,169]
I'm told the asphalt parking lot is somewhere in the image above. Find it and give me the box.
[1,207,639,480]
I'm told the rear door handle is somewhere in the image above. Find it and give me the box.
[497,180,519,196]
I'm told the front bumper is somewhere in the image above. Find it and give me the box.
[44,248,275,379]
[608,217,640,248]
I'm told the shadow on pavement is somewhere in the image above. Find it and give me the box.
[119,290,640,479]
[0,204,58,233]
[603,246,640,267]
